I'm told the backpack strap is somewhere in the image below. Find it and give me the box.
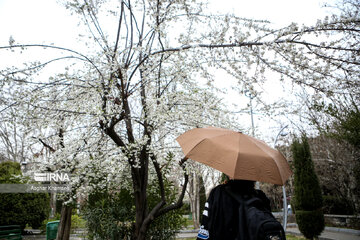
[224,186,249,240]
[225,186,285,240]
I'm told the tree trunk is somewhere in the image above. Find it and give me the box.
[133,193,147,240]
[189,173,200,228]
[194,176,200,228]
[56,205,72,240]
[50,193,56,218]
[132,163,149,240]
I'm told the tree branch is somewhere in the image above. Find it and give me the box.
[36,138,56,152]
[113,1,124,60]
[0,44,105,80]
[155,157,188,217]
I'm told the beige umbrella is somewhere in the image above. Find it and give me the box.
[176,127,292,185]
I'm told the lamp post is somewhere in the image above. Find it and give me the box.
[245,90,260,189]
[244,90,256,137]
[273,125,289,231]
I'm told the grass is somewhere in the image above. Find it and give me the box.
[286,234,306,240]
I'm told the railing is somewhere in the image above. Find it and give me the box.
[0,225,22,240]
[324,214,360,229]
[273,213,360,230]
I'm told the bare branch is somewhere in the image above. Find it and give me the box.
[0,44,105,80]
[36,138,56,152]
[113,1,125,60]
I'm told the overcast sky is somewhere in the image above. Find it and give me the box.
[0,0,336,45]
[0,0,338,142]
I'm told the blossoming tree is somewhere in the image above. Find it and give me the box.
[0,0,359,239]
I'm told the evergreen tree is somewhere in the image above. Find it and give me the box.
[292,136,325,239]
[199,176,207,218]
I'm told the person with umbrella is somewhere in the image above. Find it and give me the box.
[176,127,291,240]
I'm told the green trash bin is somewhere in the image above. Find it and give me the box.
[46,220,60,240]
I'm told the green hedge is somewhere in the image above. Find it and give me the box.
[83,180,186,240]
[0,161,50,229]
[322,195,354,215]
[296,210,325,239]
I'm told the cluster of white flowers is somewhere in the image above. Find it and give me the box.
[0,0,358,209]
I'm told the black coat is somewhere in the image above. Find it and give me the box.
[196,180,271,240]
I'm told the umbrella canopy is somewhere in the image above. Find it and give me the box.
[176,127,292,185]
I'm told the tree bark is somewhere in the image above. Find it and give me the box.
[189,173,200,228]
[56,205,72,240]
[50,193,56,218]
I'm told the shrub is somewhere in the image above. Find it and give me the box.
[322,195,354,215]
[0,161,50,229]
[0,161,21,183]
[179,202,191,216]
[83,188,134,239]
[56,199,64,215]
[146,180,186,240]
[83,179,186,240]
[40,213,85,232]
[296,210,325,239]
[23,193,50,229]
[71,214,86,229]
[0,193,27,228]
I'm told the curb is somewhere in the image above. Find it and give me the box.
[179,229,198,233]
[286,224,360,236]
[186,226,360,236]
[286,229,333,240]
[325,226,360,235]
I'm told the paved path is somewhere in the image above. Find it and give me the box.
[176,230,197,239]
[287,226,360,240]
[22,227,360,239]
[176,227,360,239]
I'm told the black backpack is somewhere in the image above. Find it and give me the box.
[225,187,286,240]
